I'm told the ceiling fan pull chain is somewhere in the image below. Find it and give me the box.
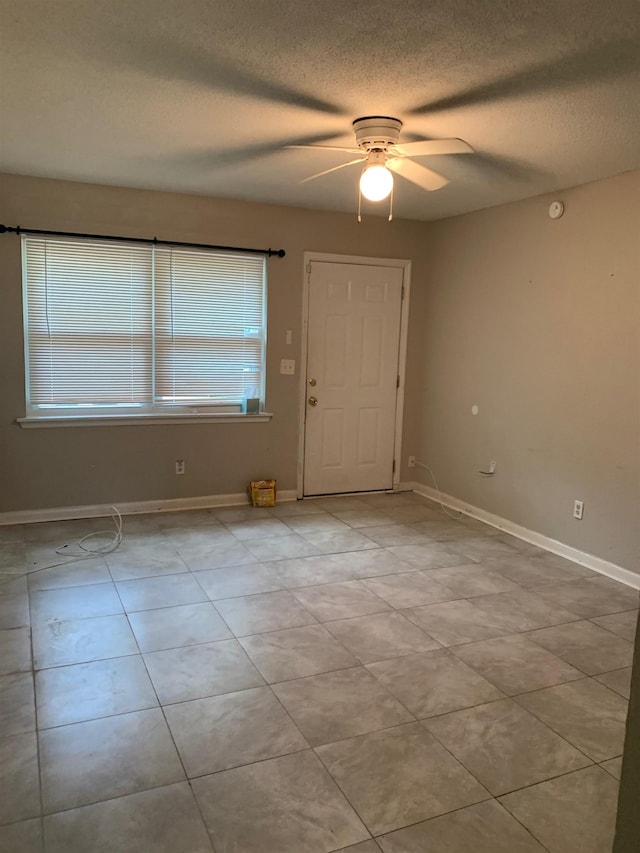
[388,182,394,222]
[357,185,363,222]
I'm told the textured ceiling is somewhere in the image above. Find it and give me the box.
[1,0,639,221]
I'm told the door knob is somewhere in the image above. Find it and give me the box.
[308,396,318,406]
[308,378,317,387]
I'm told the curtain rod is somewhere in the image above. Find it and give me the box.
[0,224,286,258]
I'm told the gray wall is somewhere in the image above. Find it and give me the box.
[404,171,639,572]
[0,173,427,511]
[1,170,638,574]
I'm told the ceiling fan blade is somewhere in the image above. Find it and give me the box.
[301,158,364,183]
[388,158,449,191]
[391,138,473,157]
[286,144,362,154]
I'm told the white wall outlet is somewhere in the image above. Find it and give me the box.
[280,359,295,375]
[408,455,416,468]
[175,459,185,475]
[573,499,584,520]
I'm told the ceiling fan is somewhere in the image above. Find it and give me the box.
[286,116,473,219]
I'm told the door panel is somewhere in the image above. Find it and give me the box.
[303,261,403,496]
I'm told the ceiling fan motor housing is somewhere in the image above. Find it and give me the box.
[353,116,403,151]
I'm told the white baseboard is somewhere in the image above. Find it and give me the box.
[411,481,640,591]
[0,490,299,526]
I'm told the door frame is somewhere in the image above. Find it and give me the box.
[297,251,411,499]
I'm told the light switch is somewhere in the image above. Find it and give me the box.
[280,359,295,375]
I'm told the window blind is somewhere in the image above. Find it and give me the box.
[154,247,266,404]
[22,236,266,412]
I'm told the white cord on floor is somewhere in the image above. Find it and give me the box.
[1,505,124,577]
[413,461,464,521]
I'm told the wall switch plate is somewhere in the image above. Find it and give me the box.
[175,459,185,475]
[280,359,295,375]
[573,499,584,520]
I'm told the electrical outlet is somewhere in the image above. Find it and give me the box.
[573,499,584,520]
[408,456,416,468]
[175,459,185,475]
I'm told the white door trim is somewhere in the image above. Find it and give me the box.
[297,252,411,498]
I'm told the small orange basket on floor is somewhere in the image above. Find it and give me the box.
[248,479,277,507]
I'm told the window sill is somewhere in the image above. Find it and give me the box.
[17,412,274,429]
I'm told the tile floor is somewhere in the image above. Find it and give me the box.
[0,492,637,853]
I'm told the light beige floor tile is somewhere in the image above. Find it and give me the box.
[359,525,433,547]
[0,672,35,735]
[33,614,137,669]
[367,649,503,718]
[0,626,32,674]
[116,573,207,612]
[427,564,522,597]
[282,514,352,535]
[332,509,398,529]
[424,698,591,795]
[452,634,583,694]
[144,638,264,704]
[533,576,639,618]
[272,666,413,746]
[156,509,219,529]
[191,563,282,599]
[271,555,358,588]
[361,572,458,608]
[291,580,391,621]
[470,588,580,632]
[28,559,111,591]
[445,537,518,561]
[128,601,231,651]
[105,547,188,581]
[244,533,322,562]
[36,655,158,728]
[192,750,368,852]
[40,708,184,813]
[377,799,546,852]
[339,842,381,852]
[331,548,415,578]
[44,782,213,853]
[481,553,594,587]
[0,576,30,629]
[316,723,489,835]
[600,756,623,779]
[213,506,272,523]
[31,582,123,623]
[516,678,628,762]
[591,609,638,641]
[594,666,632,699]
[0,732,40,824]
[178,539,258,571]
[226,518,293,540]
[499,766,618,853]
[404,599,510,647]
[388,543,468,570]
[238,624,357,682]
[0,818,43,853]
[325,611,440,664]
[164,686,307,776]
[214,590,316,635]
[267,501,326,517]
[303,530,378,555]
[526,619,633,675]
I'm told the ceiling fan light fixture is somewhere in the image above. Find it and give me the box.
[359,164,393,201]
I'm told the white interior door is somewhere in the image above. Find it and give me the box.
[303,260,404,496]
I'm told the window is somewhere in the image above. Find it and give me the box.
[21,236,267,423]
